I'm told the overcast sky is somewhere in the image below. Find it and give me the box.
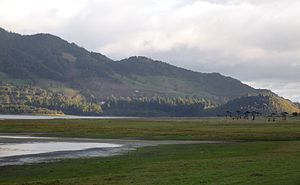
[0,0,300,101]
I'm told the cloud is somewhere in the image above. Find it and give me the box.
[245,79,300,102]
[0,0,300,101]
[0,0,87,33]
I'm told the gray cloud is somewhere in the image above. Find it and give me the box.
[0,0,300,101]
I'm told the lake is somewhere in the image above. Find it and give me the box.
[0,135,223,166]
[0,114,133,120]
[0,140,121,158]
[0,135,127,166]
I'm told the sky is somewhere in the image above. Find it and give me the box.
[0,0,299,102]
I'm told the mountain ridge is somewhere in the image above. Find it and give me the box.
[0,27,298,116]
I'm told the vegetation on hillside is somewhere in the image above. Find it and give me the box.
[0,27,298,116]
[212,94,300,116]
[0,28,262,99]
[0,82,102,115]
[102,95,211,116]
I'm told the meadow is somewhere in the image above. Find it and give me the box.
[0,117,300,141]
[0,117,300,185]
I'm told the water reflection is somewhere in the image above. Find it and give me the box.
[0,142,121,158]
[0,114,132,120]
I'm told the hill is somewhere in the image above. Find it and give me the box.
[0,27,298,116]
[211,94,300,116]
[0,28,260,100]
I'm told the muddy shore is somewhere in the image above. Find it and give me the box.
[0,135,228,166]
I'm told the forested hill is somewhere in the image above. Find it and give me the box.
[211,94,300,115]
[0,27,261,100]
[0,27,298,116]
[110,56,259,100]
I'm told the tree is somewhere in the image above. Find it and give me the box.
[292,112,298,117]
[268,113,277,122]
[251,111,259,120]
[226,111,232,118]
[281,112,288,120]
[244,111,250,119]
[236,110,241,119]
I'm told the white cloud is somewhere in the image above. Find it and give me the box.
[244,80,300,102]
[0,0,300,101]
[0,0,86,32]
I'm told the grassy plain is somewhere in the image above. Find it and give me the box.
[0,117,300,141]
[0,117,300,185]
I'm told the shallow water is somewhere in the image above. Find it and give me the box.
[0,114,132,120]
[0,135,227,166]
[0,142,121,158]
[0,135,54,139]
[0,135,127,166]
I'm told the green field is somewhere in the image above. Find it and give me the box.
[0,117,300,185]
[1,118,300,141]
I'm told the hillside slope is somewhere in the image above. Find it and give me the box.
[0,27,296,116]
[109,56,261,102]
[211,94,300,115]
[0,28,261,102]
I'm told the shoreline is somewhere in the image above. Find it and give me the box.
[0,135,229,166]
[0,114,136,120]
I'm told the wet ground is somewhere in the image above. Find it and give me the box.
[0,135,227,166]
[0,114,133,120]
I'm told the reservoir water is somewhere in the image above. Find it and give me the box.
[0,114,132,120]
[0,135,226,166]
[0,141,121,158]
[0,135,126,166]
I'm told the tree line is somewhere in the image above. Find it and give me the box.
[0,82,102,115]
[101,95,209,116]
[224,110,300,121]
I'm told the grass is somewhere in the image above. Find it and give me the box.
[0,141,299,185]
[0,117,300,184]
[36,79,79,96]
[0,117,300,141]
[118,74,210,97]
